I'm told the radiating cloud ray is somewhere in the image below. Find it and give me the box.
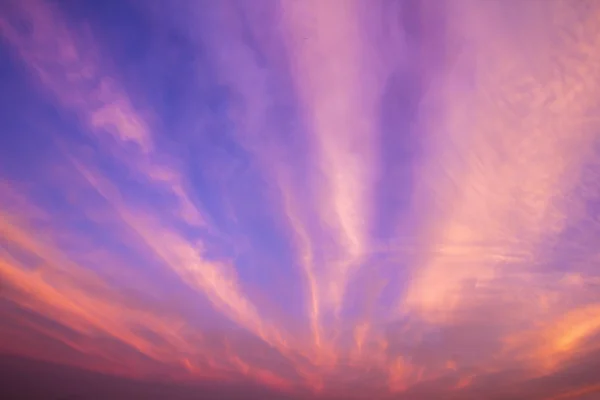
[0,0,204,228]
[401,0,600,321]
[279,0,387,318]
[0,179,298,387]
[0,0,302,386]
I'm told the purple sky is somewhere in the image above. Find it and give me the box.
[1,0,600,399]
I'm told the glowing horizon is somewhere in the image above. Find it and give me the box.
[1,0,600,399]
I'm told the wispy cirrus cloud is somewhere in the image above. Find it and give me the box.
[1,0,600,399]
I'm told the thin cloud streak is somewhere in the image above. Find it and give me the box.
[280,0,384,316]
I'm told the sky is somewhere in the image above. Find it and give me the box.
[1,0,600,399]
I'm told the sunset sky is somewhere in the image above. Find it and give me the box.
[1,0,600,399]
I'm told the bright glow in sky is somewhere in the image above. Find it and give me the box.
[1,0,600,399]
